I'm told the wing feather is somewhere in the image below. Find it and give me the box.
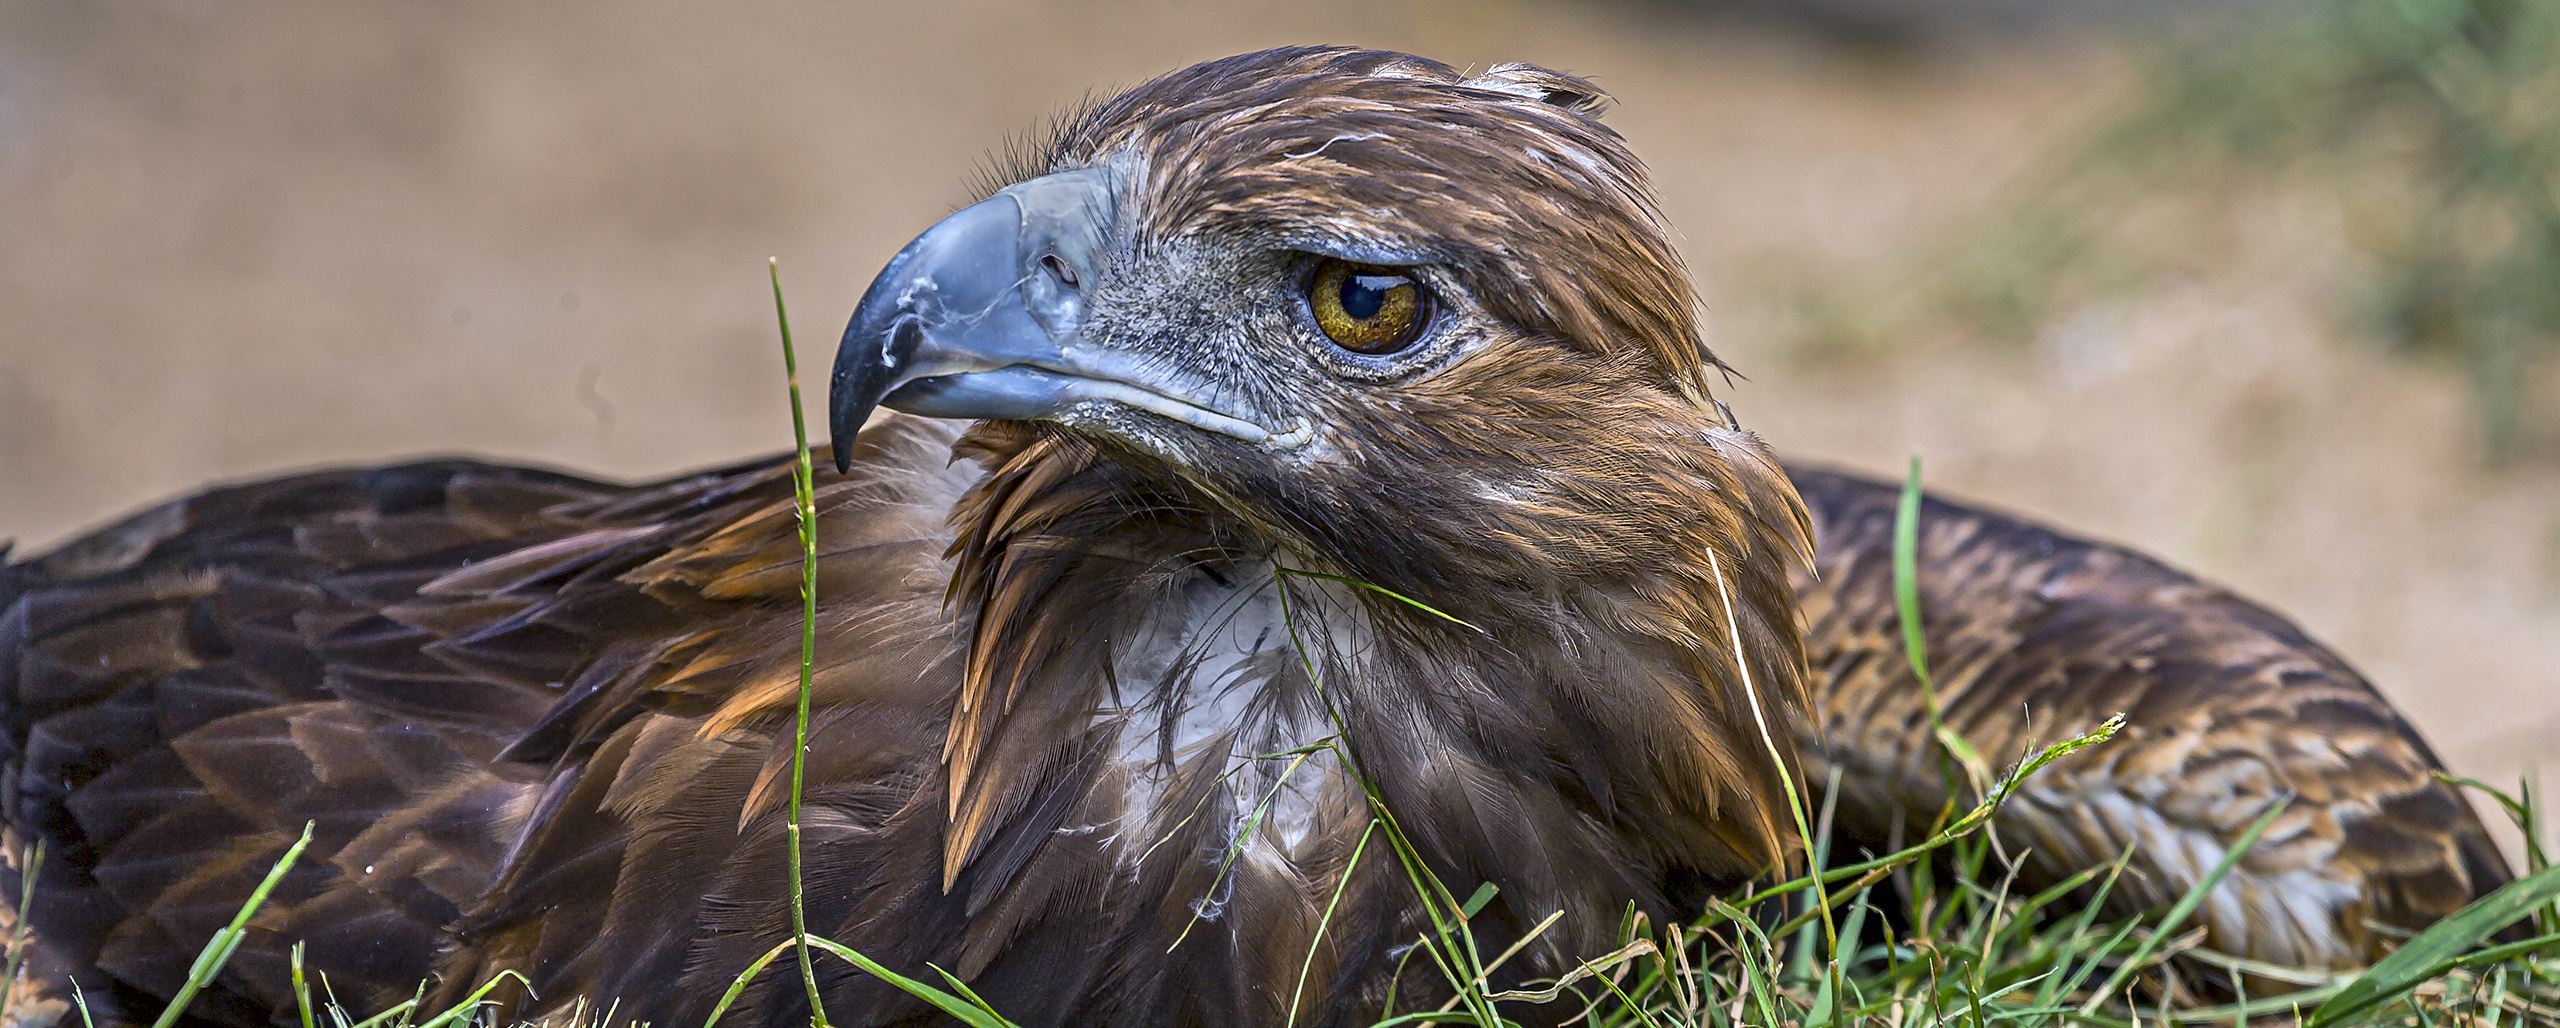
[1786,463,2512,970]
[0,438,986,1020]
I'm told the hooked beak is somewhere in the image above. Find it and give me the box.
[828,166,1304,473]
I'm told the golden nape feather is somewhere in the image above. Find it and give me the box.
[0,45,2511,1028]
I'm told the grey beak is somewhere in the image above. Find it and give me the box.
[828,168,1117,472]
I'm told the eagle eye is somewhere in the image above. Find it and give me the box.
[1307,258,1429,355]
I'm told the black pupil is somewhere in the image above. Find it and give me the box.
[1341,273,1401,320]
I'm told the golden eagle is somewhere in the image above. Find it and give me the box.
[0,46,2509,1028]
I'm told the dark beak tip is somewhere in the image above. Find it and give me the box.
[828,169,1113,469]
[827,398,868,476]
[827,323,875,476]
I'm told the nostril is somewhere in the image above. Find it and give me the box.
[1040,253,1079,290]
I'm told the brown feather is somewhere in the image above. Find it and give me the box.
[1787,464,2511,970]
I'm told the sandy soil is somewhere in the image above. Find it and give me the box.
[2,1,2552,855]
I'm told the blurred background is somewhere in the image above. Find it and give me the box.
[1,1,2553,851]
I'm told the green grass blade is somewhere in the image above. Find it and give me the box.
[318,971,352,1028]
[386,980,423,1028]
[150,822,315,1028]
[1893,456,1991,795]
[701,937,800,1028]
[770,257,833,1028]
[1712,901,1787,1028]
[1359,1011,1497,1027]
[800,935,1022,1028]
[408,971,528,1028]
[1134,734,1341,870]
[2,838,44,1023]
[1992,855,2115,956]
[2041,855,2146,1009]
[2446,774,2556,932]
[291,942,316,1028]
[1168,747,1319,951]
[2305,861,2560,1026]
[337,998,417,1028]
[927,964,1014,1022]
[1273,566,1482,633]
[1268,574,1500,1027]
[1893,455,1930,700]
[1291,820,1378,1028]
[2077,797,2292,1016]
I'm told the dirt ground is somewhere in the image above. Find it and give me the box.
[2,0,2553,857]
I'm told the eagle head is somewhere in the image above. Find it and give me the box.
[831,44,1815,950]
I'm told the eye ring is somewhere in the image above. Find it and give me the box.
[1307,258,1430,355]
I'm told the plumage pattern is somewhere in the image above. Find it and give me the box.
[0,44,2510,1028]
[1788,467,2509,971]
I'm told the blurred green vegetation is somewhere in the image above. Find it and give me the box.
[1797,0,2560,461]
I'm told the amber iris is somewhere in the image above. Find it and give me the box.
[1308,258,1427,354]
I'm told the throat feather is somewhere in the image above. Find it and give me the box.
[1101,560,1335,861]
[941,425,1352,905]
